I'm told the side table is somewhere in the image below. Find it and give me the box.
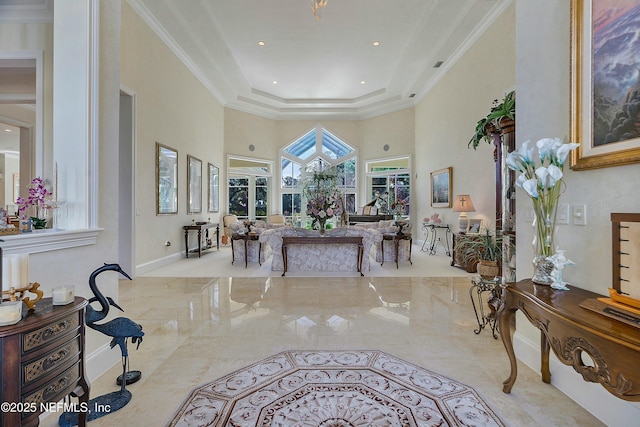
[381,233,412,269]
[231,233,261,268]
[0,297,90,427]
[421,223,451,255]
[469,276,501,338]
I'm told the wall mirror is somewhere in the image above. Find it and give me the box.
[208,163,219,213]
[188,155,202,214]
[156,143,178,214]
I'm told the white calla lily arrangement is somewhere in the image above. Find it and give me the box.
[506,138,579,258]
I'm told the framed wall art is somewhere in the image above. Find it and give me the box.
[187,155,202,214]
[467,218,483,234]
[570,0,640,170]
[430,167,452,208]
[156,143,178,215]
[208,163,219,213]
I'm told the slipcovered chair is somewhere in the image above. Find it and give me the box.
[223,214,239,241]
[267,214,286,226]
[228,221,271,265]
[352,220,413,264]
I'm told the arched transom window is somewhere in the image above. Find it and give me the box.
[280,126,357,225]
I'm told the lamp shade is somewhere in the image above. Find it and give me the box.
[452,194,475,233]
[452,195,476,213]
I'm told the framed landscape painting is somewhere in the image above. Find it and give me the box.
[156,143,178,215]
[208,163,219,213]
[570,0,640,170]
[187,155,202,214]
[430,167,452,208]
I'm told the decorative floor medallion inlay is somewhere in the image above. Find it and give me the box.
[169,350,504,427]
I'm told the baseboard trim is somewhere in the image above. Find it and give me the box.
[514,332,640,427]
[136,252,183,276]
[85,342,121,382]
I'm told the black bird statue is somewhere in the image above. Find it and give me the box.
[59,263,144,427]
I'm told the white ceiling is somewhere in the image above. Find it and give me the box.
[130,0,512,120]
[0,0,512,120]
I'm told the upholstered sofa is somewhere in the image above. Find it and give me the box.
[352,220,413,264]
[259,226,382,273]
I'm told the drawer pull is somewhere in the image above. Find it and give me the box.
[24,341,77,383]
[23,316,77,352]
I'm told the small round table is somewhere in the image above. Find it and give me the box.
[231,233,262,268]
[381,233,412,269]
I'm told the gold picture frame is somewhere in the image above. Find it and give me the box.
[208,163,219,213]
[187,155,202,214]
[156,143,178,215]
[430,167,452,208]
[570,0,640,170]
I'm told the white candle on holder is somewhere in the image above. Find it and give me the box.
[53,286,74,305]
[0,302,22,325]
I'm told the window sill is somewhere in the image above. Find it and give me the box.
[0,228,102,255]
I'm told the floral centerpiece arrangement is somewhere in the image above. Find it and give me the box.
[16,177,54,229]
[506,137,579,286]
[390,199,407,218]
[303,170,344,235]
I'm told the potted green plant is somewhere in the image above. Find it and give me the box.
[468,90,515,150]
[458,228,511,279]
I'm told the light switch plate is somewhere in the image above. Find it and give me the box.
[557,204,570,224]
[572,204,587,225]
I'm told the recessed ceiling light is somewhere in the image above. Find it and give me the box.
[372,41,380,46]
[4,129,12,132]
[360,81,366,84]
[257,41,265,46]
[273,81,278,84]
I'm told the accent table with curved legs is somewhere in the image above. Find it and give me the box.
[498,279,640,401]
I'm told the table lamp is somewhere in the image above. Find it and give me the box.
[452,194,476,233]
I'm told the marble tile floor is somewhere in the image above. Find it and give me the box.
[42,276,603,426]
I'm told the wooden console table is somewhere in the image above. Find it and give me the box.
[281,236,364,277]
[183,222,219,258]
[498,279,640,401]
[0,297,89,426]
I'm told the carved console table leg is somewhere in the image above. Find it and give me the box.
[499,305,518,394]
[541,332,551,383]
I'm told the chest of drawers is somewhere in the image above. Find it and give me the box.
[0,297,89,427]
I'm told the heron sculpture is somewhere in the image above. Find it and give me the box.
[59,263,144,427]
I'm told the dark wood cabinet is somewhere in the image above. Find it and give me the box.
[0,297,89,427]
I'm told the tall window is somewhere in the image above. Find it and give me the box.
[366,156,412,216]
[280,126,357,225]
[227,156,273,220]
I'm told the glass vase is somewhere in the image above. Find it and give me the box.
[318,217,327,236]
[531,208,557,285]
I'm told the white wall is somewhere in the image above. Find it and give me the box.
[514,1,640,425]
[120,1,225,270]
[415,3,515,232]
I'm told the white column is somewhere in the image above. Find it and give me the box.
[52,0,100,230]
